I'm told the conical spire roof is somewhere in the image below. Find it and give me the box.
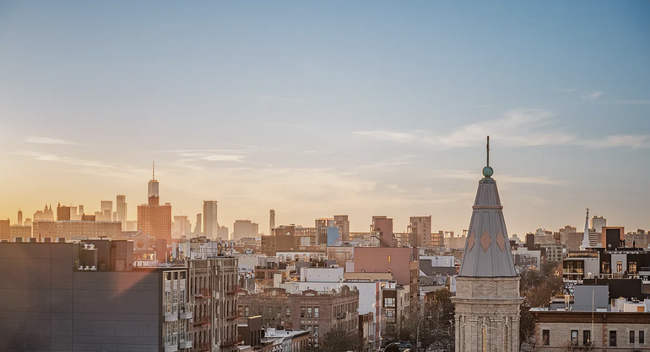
[458,137,517,277]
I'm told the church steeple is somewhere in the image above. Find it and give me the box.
[453,137,523,352]
[458,136,516,277]
[580,208,590,250]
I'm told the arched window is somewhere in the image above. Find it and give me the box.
[482,324,488,352]
[504,325,509,352]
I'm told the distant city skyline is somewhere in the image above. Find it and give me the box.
[0,1,649,236]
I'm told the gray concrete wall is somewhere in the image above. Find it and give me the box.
[0,243,161,352]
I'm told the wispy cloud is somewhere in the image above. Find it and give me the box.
[26,136,76,145]
[355,130,432,144]
[355,109,575,149]
[580,134,650,149]
[16,151,111,168]
[580,91,604,101]
[355,109,650,150]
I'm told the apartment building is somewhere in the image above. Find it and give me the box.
[188,257,240,352]
[237,286,359,347]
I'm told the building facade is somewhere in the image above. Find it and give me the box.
[409,216,432,248]
[188,257,240,352]
[533,311,650,351]
[32,220,122,240]
[237,286,359,346]
[0,240,192,352]
[203,201,219,240]
[333,215,350,242]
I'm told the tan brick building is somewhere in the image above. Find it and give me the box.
[237,286,359,346]
[532,311,650,351]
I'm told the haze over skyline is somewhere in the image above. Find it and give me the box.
[1,1,649,236]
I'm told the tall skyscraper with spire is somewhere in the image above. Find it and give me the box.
[453,137,523,352]
[137,163,172,241]
[148,162,160,206]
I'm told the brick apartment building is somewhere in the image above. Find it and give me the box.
[188,257,240,352]
[31,220,122,240]
[237,286,360,346]
[353,246,419,310]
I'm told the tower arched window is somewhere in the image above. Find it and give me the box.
[482,324,488,352]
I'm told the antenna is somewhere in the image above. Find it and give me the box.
[486,135,490,167]
[152,161,155,180]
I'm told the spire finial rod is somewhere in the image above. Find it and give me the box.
[487,135,490,167]
[482,136,494,178]
[152,161,155,181]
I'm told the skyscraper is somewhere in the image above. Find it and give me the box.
[148,163,160,206]
[137,166,172,241]
[116,195,127,229]
[195,213,202,234]
[173,215,189,238]
[203,201,218,240]
[453,137,522,352]
[269,209,275,234]
[17,209,22,226]
[333,215,349,242]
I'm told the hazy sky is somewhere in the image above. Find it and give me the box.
[1,1,649,236]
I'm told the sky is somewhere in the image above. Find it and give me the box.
[0,1,649,236]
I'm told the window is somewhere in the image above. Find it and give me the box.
[386,310,395,322]
[286,307,290,317]
[314,307,319,318]
[307,307,312,318]
[314,326,319,337]
[387,255,391,263]
[571,330,578,346]
[629,261,637,274]
[630,331,635,344]
[245,306,250,317]
[602,262,610,273]
[640,331,645,344]
[583,330,591,346]
[610,331,617,347]
[543,330,550,346]
[301,307,305,318]
[385,298,396,308]
[617,261,623,273]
